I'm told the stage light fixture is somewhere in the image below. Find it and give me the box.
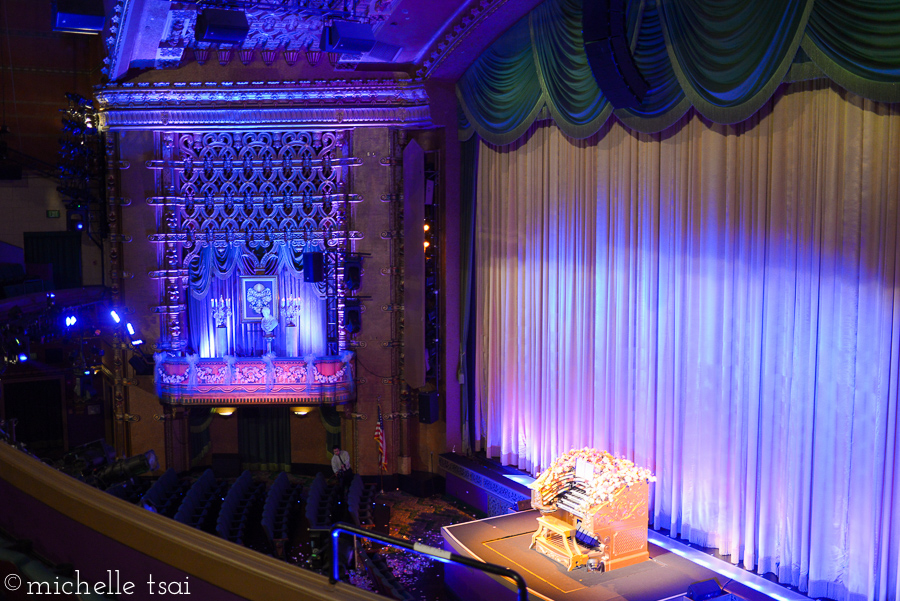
[215,407,237,417]
[110,310,120,323]
[17,353,28,362]
[65,315,77,327]
[126,322,135,336]
[130,339,143,346]
[291,406,312,416]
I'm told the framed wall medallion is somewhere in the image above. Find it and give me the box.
[240,276,278,323]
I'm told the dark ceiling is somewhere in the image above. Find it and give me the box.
[0,0,544,165]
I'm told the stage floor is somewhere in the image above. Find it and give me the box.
[442,510,794,601]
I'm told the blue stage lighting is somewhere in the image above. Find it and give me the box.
[131,339,143,346]
[66,315,77,327]
[18,353,28,362]
[110,310,121,323]
[126,322,135,336]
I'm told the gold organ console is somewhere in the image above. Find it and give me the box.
[529,449,655,572]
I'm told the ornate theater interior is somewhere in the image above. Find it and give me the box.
[0,1,899,601]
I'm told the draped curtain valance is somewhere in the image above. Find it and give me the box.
[188,243,319,299]
[458,0,900,143]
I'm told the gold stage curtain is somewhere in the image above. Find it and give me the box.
[474,79,900,601]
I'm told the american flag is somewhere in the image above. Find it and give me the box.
[374,405,387,472]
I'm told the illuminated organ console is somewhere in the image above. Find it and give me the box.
[529,449,655,572]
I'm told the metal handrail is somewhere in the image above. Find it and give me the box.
[329,522,529,601]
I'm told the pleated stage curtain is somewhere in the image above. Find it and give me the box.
[473,79,900,600]
[237,406,291,472]
[458,0,900,142]
[188,407,214,467]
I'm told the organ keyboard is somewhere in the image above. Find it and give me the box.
[528,449,654,572]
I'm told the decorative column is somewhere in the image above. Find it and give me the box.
[152,132,188,353]
[105,131,131,456]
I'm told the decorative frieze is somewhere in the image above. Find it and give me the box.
[96,80,432,131]
[155,353,355,405]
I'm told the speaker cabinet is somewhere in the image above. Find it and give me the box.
[303,252,324,282]
[418,391,439,424]
[320,20,376,54]
[195,9,249,44]
[582,0,649,109]
[52,0,105,33]
[343,299,361,334]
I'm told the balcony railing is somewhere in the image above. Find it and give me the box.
[154,351,355,405]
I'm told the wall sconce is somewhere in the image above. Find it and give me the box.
[215,407,237,417]
[291,406,312,417]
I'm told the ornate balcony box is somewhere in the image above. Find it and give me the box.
[154,352,355,406]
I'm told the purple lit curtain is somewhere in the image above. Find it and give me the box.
[474,80,900,600]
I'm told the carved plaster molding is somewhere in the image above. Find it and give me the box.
[416,0,510,79]
[97,80,432,130]
[100,106,431,130]
[102,0,130,79]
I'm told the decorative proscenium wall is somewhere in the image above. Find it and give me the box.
[147,129,360,354]
[97,80,439,475]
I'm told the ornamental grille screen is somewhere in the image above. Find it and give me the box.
[167,131,362,269]
[148,130,362,352]
[613,528,646,555]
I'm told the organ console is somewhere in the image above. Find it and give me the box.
[529,448,655,572]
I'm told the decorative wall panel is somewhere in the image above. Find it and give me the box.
[148,129,361,355]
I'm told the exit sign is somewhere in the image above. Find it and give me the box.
[46,210,61,218]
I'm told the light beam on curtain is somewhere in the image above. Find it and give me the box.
[474,79,900,600]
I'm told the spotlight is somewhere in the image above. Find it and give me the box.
[17,353,28,363]
[291,406,311,416]
[93,450,159,488]
[126,322,135,336]
[110,310,120,323]
[215,407,237,417]
[65,315,77,327]
[130,339,143,346]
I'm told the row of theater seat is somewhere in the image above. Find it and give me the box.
[138,468,379,573]
[363,552,416,601]
[216,471,266,544]
[305,473,339,528]
[173,469,224,529]
[347,475,378,526]
[140,468,188,516]
[141,469,316,559]
[261,472,303,556]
